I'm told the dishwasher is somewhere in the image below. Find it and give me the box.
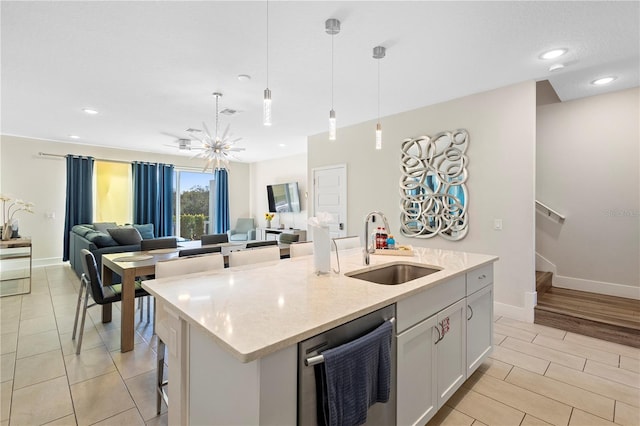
[298,304,396,425]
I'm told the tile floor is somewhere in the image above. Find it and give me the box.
[1,264,639,425]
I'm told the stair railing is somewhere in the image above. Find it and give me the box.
[535,200,566,222]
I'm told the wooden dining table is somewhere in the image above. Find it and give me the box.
[100,241,291,352]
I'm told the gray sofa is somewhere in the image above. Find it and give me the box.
[68,223,154,279]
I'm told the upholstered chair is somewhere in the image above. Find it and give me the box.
[227,218,256,241]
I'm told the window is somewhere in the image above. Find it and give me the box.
[176,171,215,240]
[94,161,132,224]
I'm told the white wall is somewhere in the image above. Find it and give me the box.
[249,153,308,231]
[0,135,250,265]
[536,87,640,298]
[308,81,537,320]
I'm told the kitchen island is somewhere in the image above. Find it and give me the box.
[142,247,498,425]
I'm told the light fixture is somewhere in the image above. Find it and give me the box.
[549,63,565,72]
[326,18,340,140]
[263,0,272,126]
[591,76,617,86]
[189,92,245,172]
[82,108,98,115]
[69,135,80,139]
[373,45,386,150]
[237,74,251,81]
[540,48,567,60]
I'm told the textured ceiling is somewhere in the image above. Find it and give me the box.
[2,1,638,162]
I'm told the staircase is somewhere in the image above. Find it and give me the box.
[534,271,640,348]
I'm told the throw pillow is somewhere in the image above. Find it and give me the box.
[93,222,118,234]
[107,227,143,245]
[85,231,119,248]
[133,223,154,239]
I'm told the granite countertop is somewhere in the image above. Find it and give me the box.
[142,247,498,363]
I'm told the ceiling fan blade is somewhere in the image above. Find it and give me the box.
[160,131,186,140]
[227,147,246,152]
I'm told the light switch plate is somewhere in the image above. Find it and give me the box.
[494,219,503,230]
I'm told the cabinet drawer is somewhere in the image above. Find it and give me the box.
[466,264,493,295]
[396,275,465,333]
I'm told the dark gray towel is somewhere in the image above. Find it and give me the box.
[318,320,393,426]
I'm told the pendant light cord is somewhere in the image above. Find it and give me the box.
[266,0,269,87]
[331,31,334,109]
[377,57,380,122]
[215,94,219,140]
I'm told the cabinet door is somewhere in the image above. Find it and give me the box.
[466,284,493,376]
[436,299,467,407]
[397,314,438,426]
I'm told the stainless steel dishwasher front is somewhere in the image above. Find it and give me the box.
[297,304,396,425]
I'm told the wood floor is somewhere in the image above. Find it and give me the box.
[534,272,640,348]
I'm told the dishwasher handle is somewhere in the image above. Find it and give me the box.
[304,317,395,366]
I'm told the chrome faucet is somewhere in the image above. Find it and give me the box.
[363,211,390,265]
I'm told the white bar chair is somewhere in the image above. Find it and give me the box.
[228,245,280,267]
[154,252,224,414]
[289,241,314,258]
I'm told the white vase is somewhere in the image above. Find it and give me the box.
[266,220,272,228]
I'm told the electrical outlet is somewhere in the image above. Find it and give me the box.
[494,219,503,230]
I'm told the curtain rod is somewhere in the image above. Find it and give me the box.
[37,152,210,173]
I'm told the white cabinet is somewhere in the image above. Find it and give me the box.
[397,314,438,426]
[466,283,493,376]
[435,299,467,407]
[396,263,494,426]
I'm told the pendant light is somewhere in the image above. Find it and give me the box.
[326,18,340,140]
[373,46,386,150]
[263,0,272,126]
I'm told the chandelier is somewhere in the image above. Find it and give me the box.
[189,92,245,172]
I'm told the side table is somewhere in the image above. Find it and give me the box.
[0,237,32,297]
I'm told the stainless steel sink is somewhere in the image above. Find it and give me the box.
[345,262,441,285]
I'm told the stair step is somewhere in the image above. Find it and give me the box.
[535,271,553,296]
[535,286,640,348]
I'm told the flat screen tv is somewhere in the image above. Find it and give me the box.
[267,182,301,213]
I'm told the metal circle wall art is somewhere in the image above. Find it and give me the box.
[399,129,469,240]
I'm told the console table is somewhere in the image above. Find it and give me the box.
[0,237,32,297]
[256,227,307,242]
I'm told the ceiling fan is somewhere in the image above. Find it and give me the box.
[188,92,245,172]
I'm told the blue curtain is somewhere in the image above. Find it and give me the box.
[132,162,174,237]
[63,155,94,261]
[213,168,230,233]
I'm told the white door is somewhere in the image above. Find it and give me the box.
[312,165,347,238]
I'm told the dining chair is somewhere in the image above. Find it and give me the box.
[141,237,178,251]
[277,233,300,244]
[72,249,149,354]
[139,238,178,321]
[201,233,229,245]
[289,241,314,257]
[245,240,278,249]
[178,246,222,257]
[228,245,280,267]
[154,252,225,414]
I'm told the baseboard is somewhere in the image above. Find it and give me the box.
[494,300,535,323]
[553,275,640,300]
[33,258,65,268]
[535,252,556,275]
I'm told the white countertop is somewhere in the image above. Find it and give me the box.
[142,247,498,363]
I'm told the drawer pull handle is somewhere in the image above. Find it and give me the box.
[467,305,474,321]
[479,274,486,279]
[434,325,442,344]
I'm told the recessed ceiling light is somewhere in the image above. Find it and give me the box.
[548,63,565,72]
[279,143,286,147]
[237,74,251,81]
[82,108,98,114]
[591,76,617,86]
[540,49,567,60]
[69,135,80,139]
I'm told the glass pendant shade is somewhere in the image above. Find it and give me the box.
[375,122,382,150]
[329,109,336,140]
[263,88,272,126]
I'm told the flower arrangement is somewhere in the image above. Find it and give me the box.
[1,194,34,240]
[264,213,275,221]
